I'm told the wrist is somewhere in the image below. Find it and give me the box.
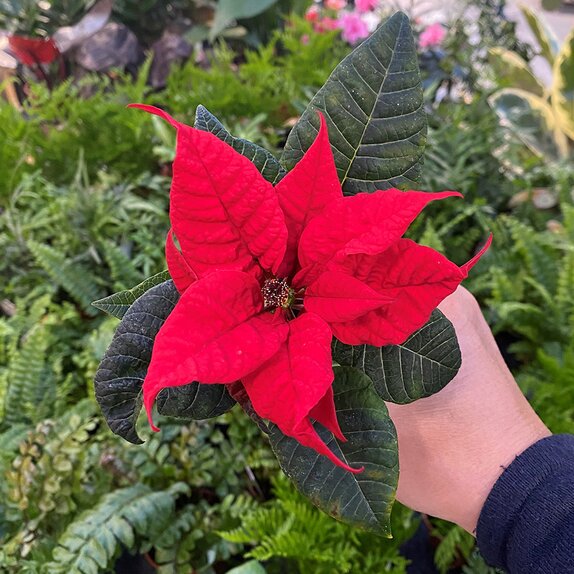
[389,340,550,533]
[389,288,551,533]
[453,409,550,533]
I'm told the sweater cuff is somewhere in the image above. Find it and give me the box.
[476,434,574,573]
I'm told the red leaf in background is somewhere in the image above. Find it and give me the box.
[242,312,361,473]
[128,104,287,279]
[8,35,59,65]
[143,271,288,429]
[295,189,462,287]
[326,237,492,346]
[275,112,342,277]
[129,104,492,473]
[305,270,392,323]
[164,229,195,293]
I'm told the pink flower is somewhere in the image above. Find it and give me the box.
[315,16,339,32]
[337,11,370,44]
[325,0,347,10]
[301,34,310,45]
[305,5,320,22]
[355,0,379,12]
[419,23,446,49]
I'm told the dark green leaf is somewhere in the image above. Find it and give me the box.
[94,280,179,444]
[156,383,236,420]
[282,11,426,195]
[332,310,461,404]
[194,105,286,184]
[94,280,235,444]
[92,270,171,320]
[269,367,398,536]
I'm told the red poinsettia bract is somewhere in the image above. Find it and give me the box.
[130,104,491,473]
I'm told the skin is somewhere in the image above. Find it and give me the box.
[386,286,551,534]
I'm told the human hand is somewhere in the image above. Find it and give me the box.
[386,287,550,533]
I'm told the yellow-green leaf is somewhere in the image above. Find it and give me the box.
[488,47,544,96]
[490,88,569,159]
[520,6,559,66]
[552,28,574,141]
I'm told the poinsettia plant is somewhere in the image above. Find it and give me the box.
[94,12,491,536]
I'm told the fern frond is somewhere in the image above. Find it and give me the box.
[434,524,474,574]
[100,240,142,291]
[154,504,218,574]
[154,504,197,551]
[556,249,574,321]
[219,506,294,545]
[26,241,102,314]
[418,221,445,252]
[46,483,189,573]
[505,217,557,292]
[219,493,260,520]
[250,529,342,565]
[2,324,50,427]
[488,266,522,306]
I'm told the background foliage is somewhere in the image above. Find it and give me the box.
[1,1,572,572]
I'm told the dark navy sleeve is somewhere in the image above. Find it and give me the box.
[476,434,574,573]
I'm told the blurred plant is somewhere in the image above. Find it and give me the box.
[166,16,348,126]
[520,338,574,436]
[431,520,475,573]
[0,0,96,37]
[0,15,347,196]
[112,0,192,46]
[471,0,531,61]
[111,0,290,47]
[420,0,532,104]
[471,195,574,360]
[489,7,574,161]
[0,59,158,194]
[304,0,386,44]
[208,0,279,41]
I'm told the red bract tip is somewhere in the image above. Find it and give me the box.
[461,234,493,275]
[128,103,181,130]
[145,400,160,433]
